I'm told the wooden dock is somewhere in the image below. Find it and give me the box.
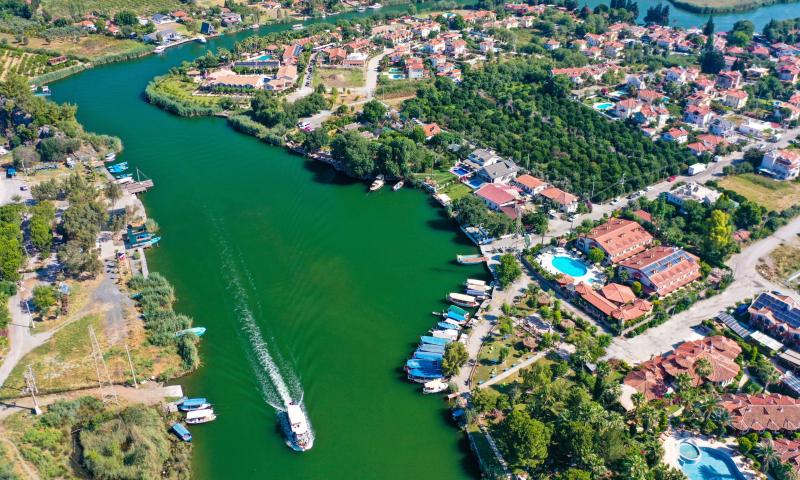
[123,179,154,194]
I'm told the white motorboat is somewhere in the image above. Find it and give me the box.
[423,379,448,394]
[369,174,385,191]
[448,292,478,307]
[185,408,216,424]
[292,24,304,30]
[393,180,404,191]
[369,3,382,8]
[285,403,314,452]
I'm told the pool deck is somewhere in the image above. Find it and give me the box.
[664,431,759,480]
[536,247,605,285]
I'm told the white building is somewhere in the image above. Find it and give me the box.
[662,182,721,208]
[761,149,800,180]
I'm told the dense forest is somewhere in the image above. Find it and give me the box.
[402,60,695,201]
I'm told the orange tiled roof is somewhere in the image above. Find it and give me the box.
[721,394,800,432]
[585,218,653,262]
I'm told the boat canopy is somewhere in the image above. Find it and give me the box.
[448,305,468,316]
[418,344,445,354]
[437,322,459,331]
[446,311,466,322]
[180,398,207,408]
[408,368,443,379]
[443,319,462,327]
[185,408,214,421]
[406,359,441,370]
[171,423,192,441]
[466,278,487,287]
[449,293,476,302]
[420,335,450,346]
[413,351,444,361]
[431,329,458,339]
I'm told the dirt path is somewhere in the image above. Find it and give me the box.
[0,435,40,480]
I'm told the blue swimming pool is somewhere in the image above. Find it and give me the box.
[254,54,272,61]
[451,166,470,176]
[551,255,589,277]
[593,102,614,111]
[388,73,406,80]
[679,442,702,462]
[679,447,746,480]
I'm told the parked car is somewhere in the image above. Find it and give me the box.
[668,175,677,182]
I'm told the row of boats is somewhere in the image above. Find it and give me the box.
[404,279,492,393]
[369,174,404,192]
[170,397,218,442]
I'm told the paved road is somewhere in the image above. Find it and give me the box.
[285,52,318,103]
[0,175,31,205]
[478,351,545,389]
[603,215,800,364]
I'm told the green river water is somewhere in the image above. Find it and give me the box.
[51,6,486,479]
[45,1,800,476]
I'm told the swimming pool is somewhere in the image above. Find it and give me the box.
[253,54,272,61]
[451,166,471,176]
[388,73,406,80]
[679,442,701,462]
[551,255,589,277]
[679,447,746,480]
[593,102,614,111]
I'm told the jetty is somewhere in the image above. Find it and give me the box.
[123,179,154,194]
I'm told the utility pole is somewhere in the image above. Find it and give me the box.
[23,365,41,415]
[88,326,119,405]
[124,343,139,389]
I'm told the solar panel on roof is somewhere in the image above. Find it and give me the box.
[783,372,800,395]
[717,312,752,338]
[750,331,784,351]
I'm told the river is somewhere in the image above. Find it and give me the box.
[51,5,488,479]
[44,0,800,477]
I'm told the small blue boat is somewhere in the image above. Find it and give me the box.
[176,327,206,337]
[114,173,133,179]
[107,165,128,173]
[179,398,210,411]
[413,351,443,361]
[406,359,441,370]
[437,322,459,331]
[420,335,450,346]
[447,311,466,322]
[171,423,192,442]
[448,305,468,316]
[407,367,443,381]
[418,344,445,354]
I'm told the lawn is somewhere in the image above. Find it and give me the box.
[42,0,184,17]
[313,66,365,89]
[441,181,472,201]
[473,334,532,386]
[411,169,457,190]
[719,173,800,212]
[151,74,224,109]
[0,33,149,62]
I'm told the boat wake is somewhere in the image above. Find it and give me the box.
[210,220,314,447]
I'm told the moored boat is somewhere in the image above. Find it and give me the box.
[196,36,207,43]
[393,180,404,191]
[369,3,382,8]
[431,329,458,340]
[448,292,479,307]
[104,152,116,162]
[292,23,304,30]
[420,335,450,346]
[465,278,487,287]
[423,379,448,394]
[448,305,469,317]
[457,254,487,264]
[185,408,216,424]
[436,322,459,331]
[369,174,385,191]
[357,6,366,12]
[176,326,206,337]
[179,397,211,411]
[286,403,314,452]
[171,423,192,442]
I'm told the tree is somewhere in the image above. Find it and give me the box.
[442,341,468,377]
[703,16,715,36]
[757,439,781,475]
[587,247,605,265]
[29,201,55,254]
[114,10,138,25]
[694,357,712,379]
[302,128,329,152]
[358,100,387,124]
[32,284,58,316]
[703,209,733,263]
[522,211,548,235]
[496,254,522,288]
[734,201,763,229]
[105,181,123,206]
[700,49,726,74]
[471,387,500,413]
[499,409,551,469]
[499,346,510,363]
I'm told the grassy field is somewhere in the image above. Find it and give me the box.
[0,33,148,61]
[719,173,800,212]
[0,47,80,80]
[441,181,472,201]
[313,67,365,89]
[42,0,185,17]
[151,74,224,108]
[473,334,532,385]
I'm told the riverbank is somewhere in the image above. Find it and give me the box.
[668,0,800,14]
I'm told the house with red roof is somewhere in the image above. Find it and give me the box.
[683,104,713,128]
[513,174,547,195]
[577,218,653,264]
[421,123,441,139]
[474,184,518,211]
[721,394,800,432]
[716,70,742,89]
[722,89,749,109]
[623,336,741,400]
[538,187,579,213]
[618,246,702,297]
[572,282,652,325]
[761,149,800,180]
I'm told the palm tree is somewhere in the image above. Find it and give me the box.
[632,391,646,414]
[757,439,780,475]
[694,357,713,380]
